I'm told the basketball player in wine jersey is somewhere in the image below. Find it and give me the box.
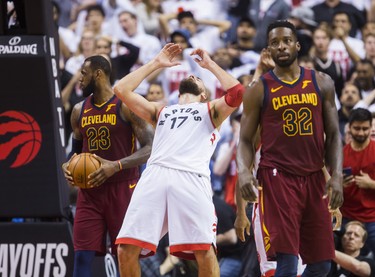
[114,43,244,277]
[62,55,154,277]
[236,21,343,276]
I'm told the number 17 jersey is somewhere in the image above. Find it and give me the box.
[147,102,220,178]
[259,67,325,176]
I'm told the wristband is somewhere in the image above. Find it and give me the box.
[117,160,122,171]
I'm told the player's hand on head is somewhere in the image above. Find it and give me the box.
[156,43,182,67]
[234,214,251,242]
[87,155,117,188]
[190,48,211,68]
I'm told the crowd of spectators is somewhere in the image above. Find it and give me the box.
[50,0,375,276]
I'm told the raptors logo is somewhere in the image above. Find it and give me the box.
[0,110,42,168]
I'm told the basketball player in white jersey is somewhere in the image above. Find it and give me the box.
[113,43,244,277]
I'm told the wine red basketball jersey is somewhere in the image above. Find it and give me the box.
[79,95,139,182]
[259,68,325,176]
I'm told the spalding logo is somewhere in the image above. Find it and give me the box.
[0,110,42,168]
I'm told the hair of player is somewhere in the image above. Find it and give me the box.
[267,20,298,39]
[85,55,111,78]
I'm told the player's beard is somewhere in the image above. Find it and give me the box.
[275,51,298,68]
[82,77,96,97]
[179,78,201,96]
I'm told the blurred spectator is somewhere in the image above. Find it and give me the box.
[328,11,365,79]
[311,22,344,99]
[340,0,369,15]
[161,0,227,22]
[298,55,315,69]
[115,10,161,95]
[248,0,290,52]
[364,33,375,66]
[159,10,231,54]
[352,59,375,101]
[145,81,167,105]
[94,35,116,84]
[311,0,366,38]
[84,4,106,37]
[70,0,96,23]
[342,108,375,257]
[107,38,140,81]
[72,3,117,47]
[100,0,136,22]
[338,83,362,140]
[225,0,251,43]
[52,1,77,64]
[288,5,317,57]
[227,17,260,69]
[135,0,163,37]
[362,22,375,38]
[65,29,96,75]
[331,221,375,276]
[117,10,161,66]
[54,0,73,27]
[213,111,241,210]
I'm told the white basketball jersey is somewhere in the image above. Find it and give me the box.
[147,102,220,177]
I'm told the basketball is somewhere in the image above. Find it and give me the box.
[68,153,101,189]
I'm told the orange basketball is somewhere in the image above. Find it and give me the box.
[68,153,101,189]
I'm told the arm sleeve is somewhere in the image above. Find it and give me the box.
[224,83,244,107]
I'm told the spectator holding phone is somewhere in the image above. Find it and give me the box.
[342,108,375,257]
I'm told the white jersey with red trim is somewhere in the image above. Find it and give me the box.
[147,102,220,178]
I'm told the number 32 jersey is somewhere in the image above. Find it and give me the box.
[259,67,325,176]
[147,102,220,178]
